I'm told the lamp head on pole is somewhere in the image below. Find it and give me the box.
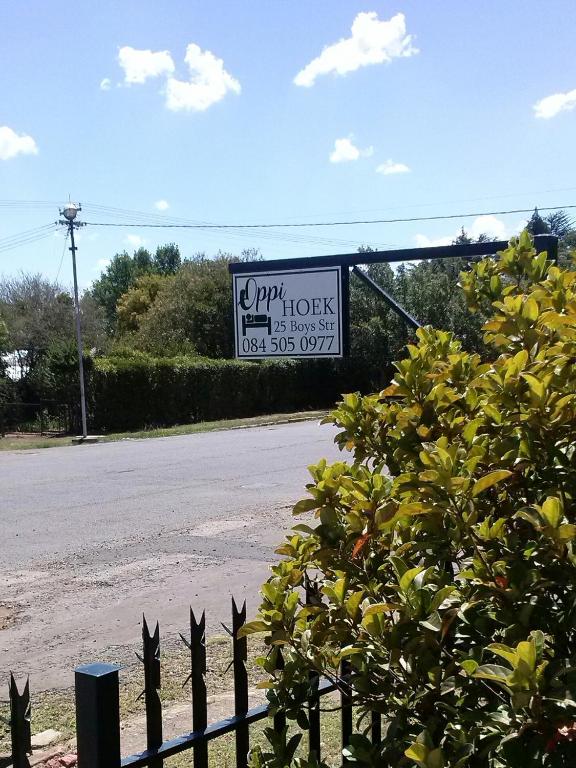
[61,202,81,221]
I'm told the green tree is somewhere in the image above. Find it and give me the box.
[131,252,239,357]
[0,273,105,372]
[153,243,181,275]
[90,247,156,327]
[526,207,550,236]
[116,273,170,334]
[245,233,576,768]
[544,211,573,239]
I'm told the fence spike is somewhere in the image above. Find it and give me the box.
[188,607,208,768]
[179,632,192,651]
[232,598,249,768]
[142,615,163,768]
[9,673,31,768]
[221,622,233,637]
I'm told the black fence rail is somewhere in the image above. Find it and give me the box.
[0,402,71,437]
[5,596,376,768]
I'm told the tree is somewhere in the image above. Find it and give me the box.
[129,252,239,357]
[116,273,170,334]
[526,207,551,236]
[0,273,106,373]
[245,233,576,767]
[153,243,181,275]
[544,211,574,239]
[349,233,490,373]
[90,249,153,327]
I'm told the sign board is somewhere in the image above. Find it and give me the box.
[232,266,346,358]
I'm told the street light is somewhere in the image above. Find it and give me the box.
[59,202,88,439]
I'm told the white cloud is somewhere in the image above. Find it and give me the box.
[414,216,514,248]
[414,233,453,248]
[294,11,417,87]
[100,77,112,91]
[165,44,240,112]
[533,88,576,119]
[0,126,38,160]
[154,199,170,211]
[118,46,174,84]
[376,159,410,175]
[95,257,111,271]
[125,234,146,248]
[329,137,373,163]
[469,215,508,241]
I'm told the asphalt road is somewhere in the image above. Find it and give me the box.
[0,420,342,690]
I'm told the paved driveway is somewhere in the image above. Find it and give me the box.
[0,420,343,689]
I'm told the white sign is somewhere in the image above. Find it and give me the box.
[233,266,344,358]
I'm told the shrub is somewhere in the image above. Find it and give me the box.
[245,232,576,767]
[88,354,389,432]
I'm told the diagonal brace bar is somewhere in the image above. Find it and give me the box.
[351,266,421,330]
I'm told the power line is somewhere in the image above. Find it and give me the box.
[55,230,69,282]
[0,224,57,255]
[79,203,396,250]
[82,204,576,230]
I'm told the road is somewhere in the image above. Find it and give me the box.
[0,420,343,690]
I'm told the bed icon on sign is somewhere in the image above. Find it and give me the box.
[242,313,272,336]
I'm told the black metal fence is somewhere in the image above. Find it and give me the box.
[0,402,71,437]
[4,597,373,768]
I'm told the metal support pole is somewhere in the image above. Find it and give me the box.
[351,265,421,331]
[69,221,88,438]
[75,663,121,768]
[534,234,559,264]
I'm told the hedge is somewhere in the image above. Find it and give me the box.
[87,354,392,432]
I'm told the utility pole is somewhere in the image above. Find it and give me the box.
[59,203,88,439]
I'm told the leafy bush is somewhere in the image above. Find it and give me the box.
[88,354,389,432]
[245,232,576,767]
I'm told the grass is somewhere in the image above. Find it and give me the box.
[0,409,327,451]
[0,634,345,767]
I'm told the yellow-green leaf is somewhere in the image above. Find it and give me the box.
[405,742,428,766]
[540,496,562,528]
[472,470,513,497]
[363,602,402,616]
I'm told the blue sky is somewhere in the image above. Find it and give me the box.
[1,1,575,288]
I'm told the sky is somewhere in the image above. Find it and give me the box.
[1,0,575,288]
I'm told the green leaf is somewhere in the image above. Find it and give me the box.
[540,496,562,528]
[363,602,401,616]
[472,470,513,497]
[460,659,479,675]
[292,498,318,515]
[521,373,545,399]
[405,742,428,767]
[557,524,576,542]
[486,643,517,666]
[472,664,512,683]
[400,566,425,593]
[237,620,269,637]
[420,611,442,632]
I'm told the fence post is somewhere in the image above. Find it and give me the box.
[187,608,208,768]
[75,663,121,768]
[305,579,321,761]
[141,616,163,768]
[9,674,31,768]
[340,659,353,765]
[232,599,249,768]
